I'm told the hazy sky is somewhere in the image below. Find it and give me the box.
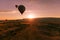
[0,0,60,20]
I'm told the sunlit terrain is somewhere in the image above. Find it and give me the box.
[0,18,60,40]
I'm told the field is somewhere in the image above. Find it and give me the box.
[0,18,60,40]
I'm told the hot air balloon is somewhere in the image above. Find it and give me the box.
[15,5,26,15]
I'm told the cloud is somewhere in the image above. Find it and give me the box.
[0,10,19,14]
[33,0,60,4]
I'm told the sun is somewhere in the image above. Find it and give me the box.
[27,15,35,19]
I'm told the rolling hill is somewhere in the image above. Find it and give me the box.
[0,18,60,40]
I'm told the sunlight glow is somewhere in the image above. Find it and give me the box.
[27,15,35,19]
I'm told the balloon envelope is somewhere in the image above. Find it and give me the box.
[18,5,25,14]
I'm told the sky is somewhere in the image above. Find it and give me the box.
[0,0,60,20]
